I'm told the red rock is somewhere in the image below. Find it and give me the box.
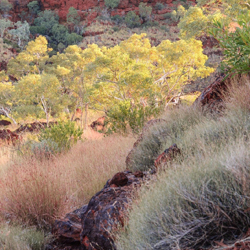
[86,11,98,25]
[49,171,149,249]
[157,8,172,14]
[155,14,169,20]
[8,0,173,22]
[118,0,130,9]
[133,171,144,178]
[154,143,181,168]
[90,116,106,132]
[109,172,128,187]
[0,129,20,145]
[0,120,11,126]
[193,73,227,113]
[0,61,7,71]
[14,121,57,133]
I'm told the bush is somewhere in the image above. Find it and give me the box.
[30,139,59,160]
[211,14,250,76]
[39,121,83,153]
[27,1,40,15]
[125,11,141,28]
[106,100,162,134]
[104,0,120,9]
[0,0,12,14]
[139,2,152,22]
[111,15,124,25]
[155,2,165,10]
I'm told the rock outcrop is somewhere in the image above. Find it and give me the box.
[193,73,228,113]
[14,121,57,133]
[8,0,175,21]
[90,116,106,132]
[0,120,11,126]
[50,170,147,250]
[0,129,20,145]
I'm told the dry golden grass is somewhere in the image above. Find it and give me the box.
[0,134,135,228]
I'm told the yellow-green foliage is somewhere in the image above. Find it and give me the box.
[178,6,223,38]
[178,0,248,39]
[4,34,213,125]
[8,36,50,79]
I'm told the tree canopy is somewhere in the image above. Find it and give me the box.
[2,33,213,130]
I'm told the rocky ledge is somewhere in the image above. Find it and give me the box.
[48,170,150,250]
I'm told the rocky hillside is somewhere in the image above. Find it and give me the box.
[9,0,194,22]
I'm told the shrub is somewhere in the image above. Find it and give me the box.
[211,14,250,76]
[106,100,162,134]
[104,0,120,9]
[155,2,165,10]
[125,11,141,28]
[39,121,83,153]
[27,1,40,15]
[0,0,12,14]
[111,15,124,25]
[139,2,152,22]
[30,139,59,160]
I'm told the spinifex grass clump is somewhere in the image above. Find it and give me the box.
[0,158,68,229]
[116,79,250,249]
[0,134,135,229]
[117,141,250,250]
[127,107,205,171]
[0,224,46,250]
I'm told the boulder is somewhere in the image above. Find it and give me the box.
[154,143,181,168]
[193,73,228,113]
[90,116,106,132]
[14,121,57,133]
[0,129,20,145]
[49,171,147,250]
[0,120,11,126]
[51,206,88,249]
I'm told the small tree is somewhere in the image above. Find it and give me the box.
[104,0,120,9]
[27,1,40,16]
[139,2,152,22]
[0,18,12,38]
[0,70,16,124]
[0,0,12,15]
[17,73,61,126]
[8,21,30,48]
[125,11,140,28]
[34,10,60,35]
[67,7,80,32]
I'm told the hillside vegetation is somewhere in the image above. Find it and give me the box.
[116,76,250,249]
[1,0,250,249]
